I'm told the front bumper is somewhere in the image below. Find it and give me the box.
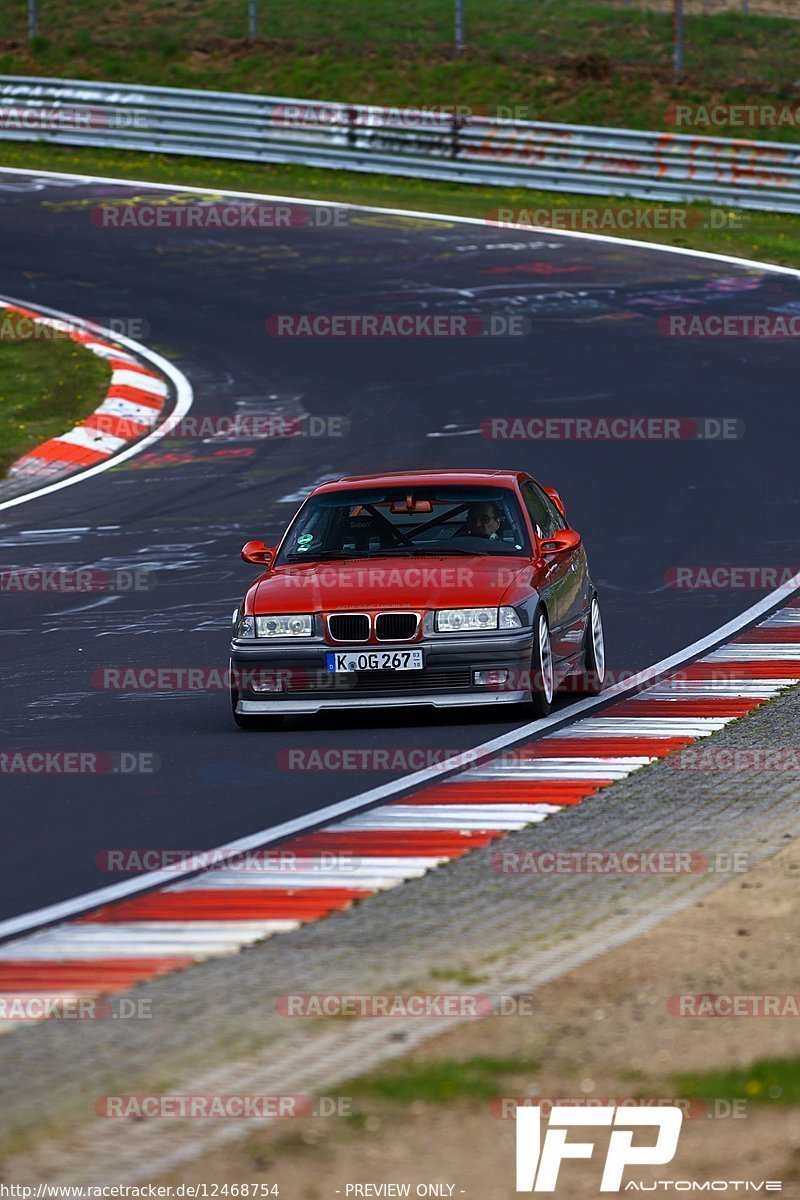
[230,629,533,715]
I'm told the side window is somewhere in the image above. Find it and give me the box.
[521,482,565,539]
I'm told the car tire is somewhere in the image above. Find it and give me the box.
[571,594,606,696]
[526,607,554,719]
[230,687,283,731]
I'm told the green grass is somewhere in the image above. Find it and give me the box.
[345,1055,540,1104]
[3,0,800,138]
[0,309,112,475]
[677,1056,800,1106]
[3,140,800,270]
[429,967,490,986]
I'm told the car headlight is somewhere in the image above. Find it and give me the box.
[437,607,496,632]
[435,607,522,632]
[255,614,313,638]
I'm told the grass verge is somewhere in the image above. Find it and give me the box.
[678,1056,800,1105]
[343,1056,541,1105]
[4,141,800,269]
[4,2,800,139]
[0,309,112,475]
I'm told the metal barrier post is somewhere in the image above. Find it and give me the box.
[673,0,684,79]
[455,0,465,53]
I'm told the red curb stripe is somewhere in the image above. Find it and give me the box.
[502,736,693,758]
[284,831,499,856]
[403,780,613,805]
[76,889,374,923]
[0,959,193,989]
[736,629,800,643]
[104,359,159,376]
[604,698,765,718]
[25,439,108,466]
[2,300,169,491]
[106,357,143,371]
[680,661,800,680]
[104,384,164,409]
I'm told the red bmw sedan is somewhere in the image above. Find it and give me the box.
[229,470,604,729]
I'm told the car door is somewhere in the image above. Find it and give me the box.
[520,481,586,662]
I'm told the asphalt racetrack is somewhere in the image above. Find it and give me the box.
[1,169,797,920]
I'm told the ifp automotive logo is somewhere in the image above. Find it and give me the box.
[515,1104,683,1192]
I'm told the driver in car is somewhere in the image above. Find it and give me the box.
[466,501,503,540]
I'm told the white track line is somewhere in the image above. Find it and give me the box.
[173,869,428,891]
[462,758,652,779]
[0,923,299,958]
[331,804,557,831]
[706,644,800,660]
[635,682,784,697]
[762,611,800,626]
[550,716,733,737]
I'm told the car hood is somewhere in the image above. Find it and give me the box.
[249,556,532,613]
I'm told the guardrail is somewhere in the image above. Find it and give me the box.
[1,75,800,213]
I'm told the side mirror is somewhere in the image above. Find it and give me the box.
[241,540,276,567]
[542,486,567,519]
[540,528,582,556]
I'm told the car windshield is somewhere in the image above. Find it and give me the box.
[277,485,532,563]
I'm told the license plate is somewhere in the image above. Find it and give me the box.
[326,649,424,673]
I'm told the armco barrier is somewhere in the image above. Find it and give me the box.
[1,75,800,213]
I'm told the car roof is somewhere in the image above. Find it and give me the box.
[312,470,529,494]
